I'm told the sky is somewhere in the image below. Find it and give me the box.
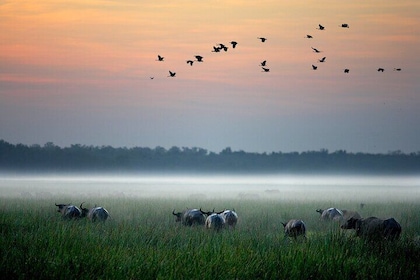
[1,0,419,154]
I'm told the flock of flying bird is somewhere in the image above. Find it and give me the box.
[151,23,402,79]
[308,24,402,73]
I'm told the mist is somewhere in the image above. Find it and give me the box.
[1,173,418,203]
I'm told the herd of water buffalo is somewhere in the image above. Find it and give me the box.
[55,203,402,241]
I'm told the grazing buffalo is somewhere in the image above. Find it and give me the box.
[316,208,344,221]
[80,203,109,222]
[55,203,81,219]
[222,209,238,229]
[172,208,206,226]
[341,216,402,241]
[282,219,306,239]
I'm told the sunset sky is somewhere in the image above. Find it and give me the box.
[1,0,419,153]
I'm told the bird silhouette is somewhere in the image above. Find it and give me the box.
[311,47,321,53]
[344,69,350,73]
[312,65,318,70]
[150,77,154,80]
[218,44,228,51]
[317,24,325,30]
[377,68,385,72]
[230,41,238,48]
[168,71,176,77]
[341,23,349,28]
[156,55,164,61]
[306,35,313,38]
[258,37,267,42]
[260,60,267,67]
[212,46,221,52]
[261,67,270,72]
[186,60,194,66]
[195,55,204,62]
[394,68,402,71]
[318,57,326,62]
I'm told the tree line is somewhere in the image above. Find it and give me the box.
[1,139,419,174]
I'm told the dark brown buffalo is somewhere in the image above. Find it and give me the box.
[172,208,206,226]
[281,219,306,239]
[341,216,401,241]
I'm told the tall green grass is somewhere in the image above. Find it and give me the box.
[1,197,419,279]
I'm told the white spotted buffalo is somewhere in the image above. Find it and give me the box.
[316,208,343,221]
[281,219,306,239]
[80,203,110,222]
[222,209,238,229]
[55,203,82,219]
[341,216,402,241]
[172,208,206,226]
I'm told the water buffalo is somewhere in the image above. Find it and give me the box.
[172,208,206,226]
[281,219,306,239]
[341,216,402,241]
[205,213,226,231]
[222,209,238,229]
[55,203,81,219]
[316,208,344,221]
[80,203,110,222]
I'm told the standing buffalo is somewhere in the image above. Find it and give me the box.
[80,203,110,222]
[316,208,344,221]
[341,216,402,241]
[55,203,81,219]
[281,219,306,239]
[172,208,206,226]
[205,213,226,231]
[222,209,238,229]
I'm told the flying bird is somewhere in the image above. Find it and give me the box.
[168,71,176,77]
[230,41,238,48]
[344,69,350,73]
[212,46,221,52]
[150,77,154,79]
[186,60,194,66]
[317,24,325,30]
[377,68,385,72]
[261,67,270,72]
[258,37,267,42]
[312,65,318,70]
[311,47,321,53]
[195,55,204,62]
[394,68,402,71]
[305,35,313,38]
[318,57,326,62]
[341,23,349,28]
[260,60,267,67]
[156,55,164,61]
[218,44,228,51]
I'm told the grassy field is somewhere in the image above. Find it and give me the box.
[1,193,419,280]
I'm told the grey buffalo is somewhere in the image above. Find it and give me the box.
[80,203,110,222]
[172,208,206,226]
[341,216,402,241]
[222,209,238,229]
[282,219,306,239]
[55,203,81,219]
[316,208,344,221]
[205,213,226,231]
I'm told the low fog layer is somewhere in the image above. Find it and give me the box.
[1,174,419,202]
